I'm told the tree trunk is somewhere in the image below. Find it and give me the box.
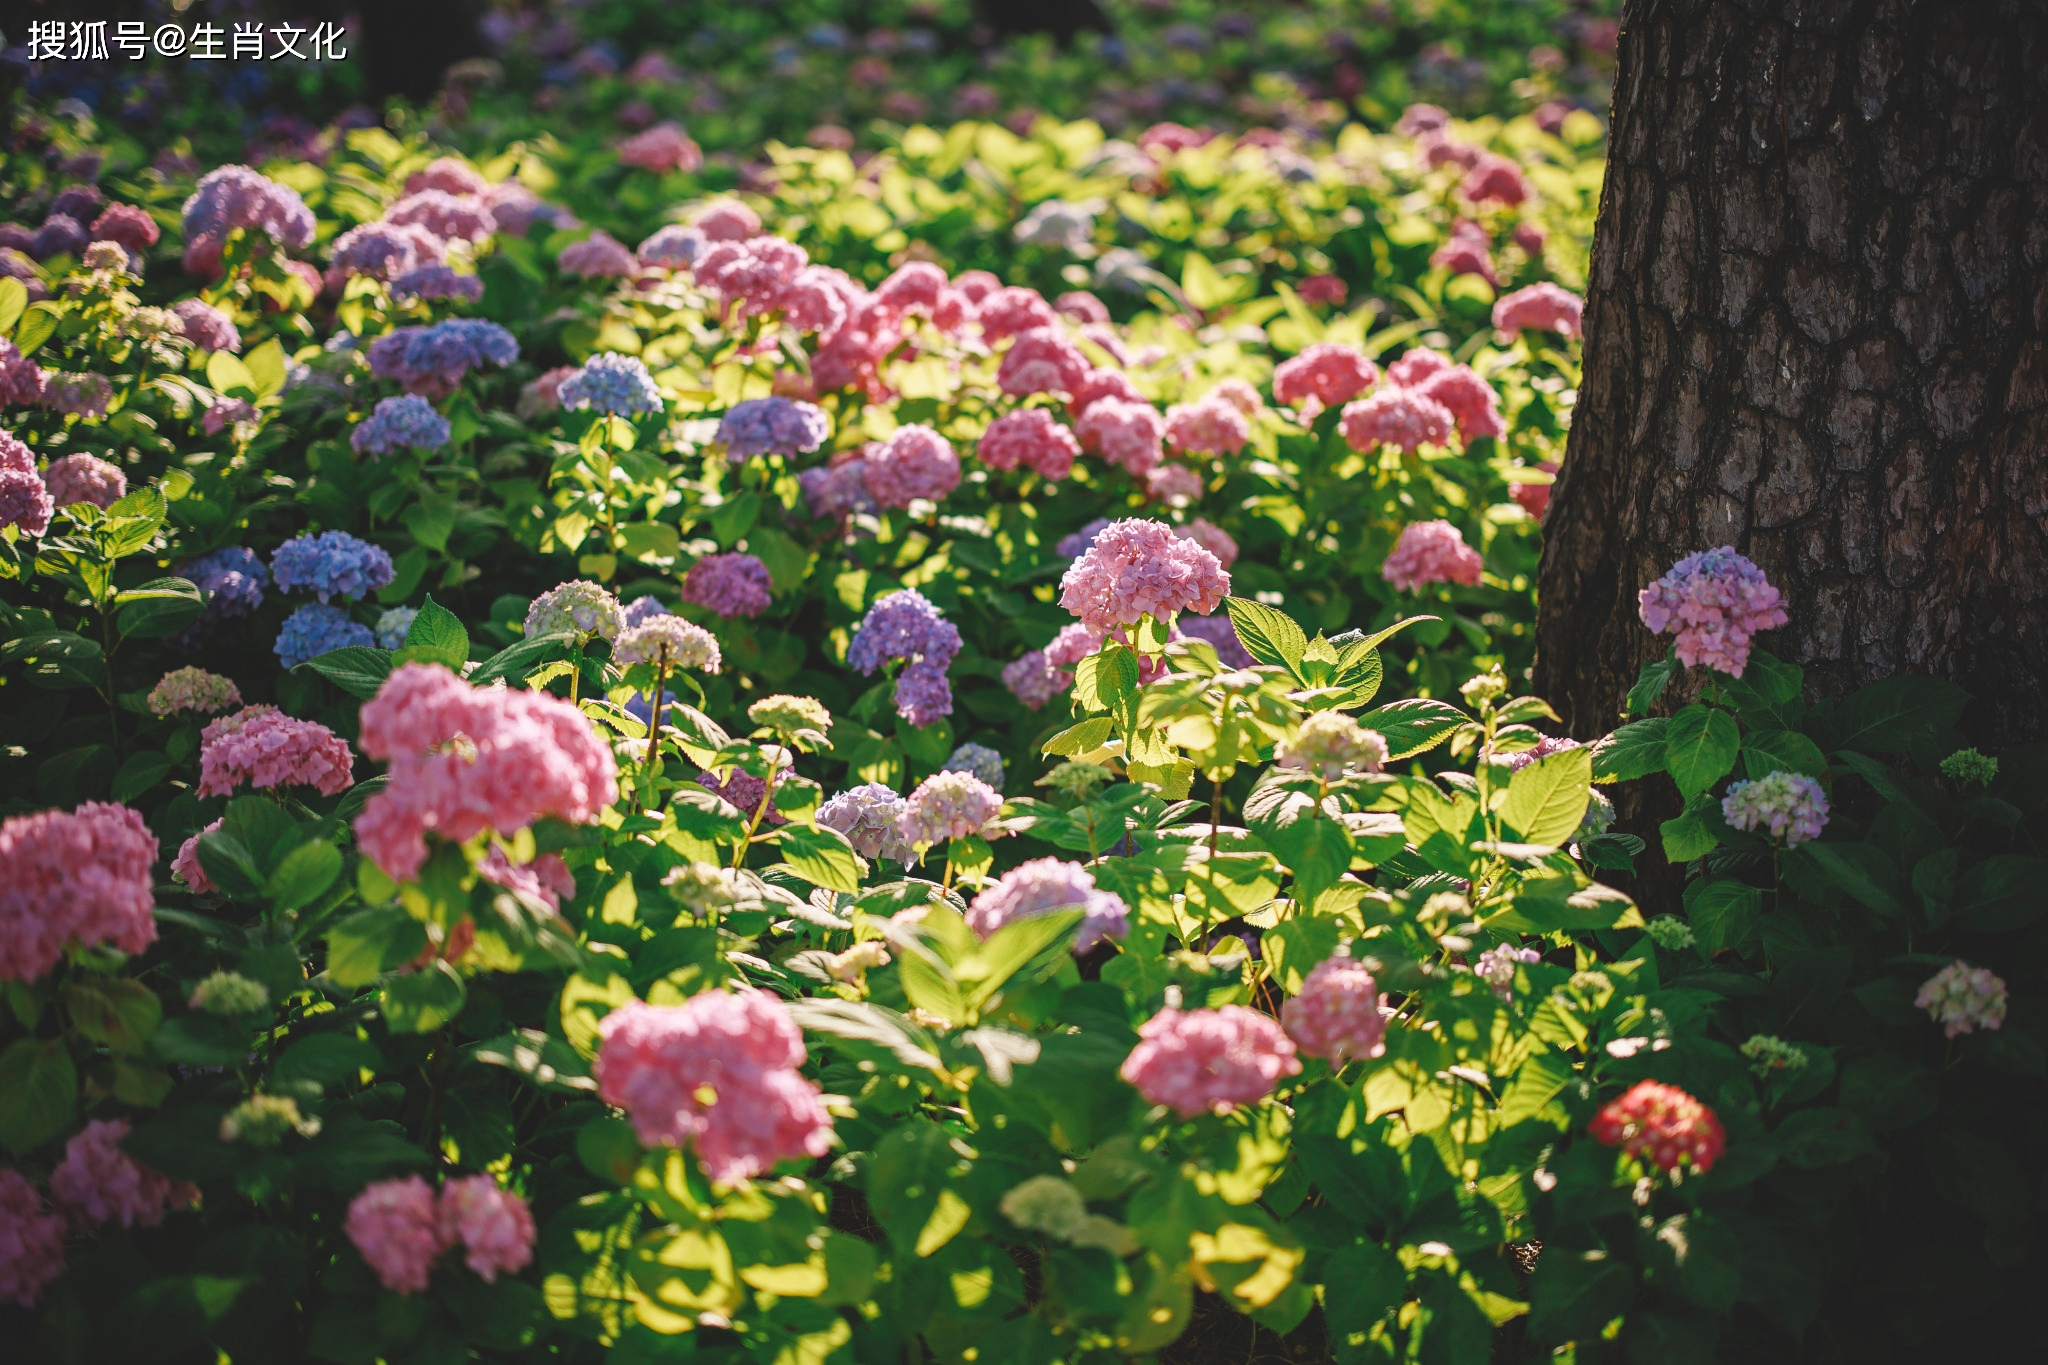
[1534,0,2048,749]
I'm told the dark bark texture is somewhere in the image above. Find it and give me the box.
[1535,0,2048,746]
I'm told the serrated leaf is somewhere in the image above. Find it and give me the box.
[1742,728,1827,780]
[1043,717,1114,756]
[1359,698,1467,759]
[397,595,469,669]
[297,645,394,699]
[1223,597,1308,677]
[1665,705,1740,798]
[1825,674,1969,754]
[0,1039,77,1153]
[778,824,863,894]
[1502,745,1593,847]
[469,630,574,686]
[1588,718,1669,782]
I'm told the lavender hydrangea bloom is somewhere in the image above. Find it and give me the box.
[558,353,662,416]
[390,264,484,304]
[1721,771,1829,845]
[329,221,443,282]
[181,546,269,617]
[943,743,1006,792]
[271,531,396,603]
[170,300,240,353]
[33,214,90,260]
[681,553,773,618]
[1055,518,1111,558]
[967,857,1129,954]
[717,397,830,459]
[182,165,317,250]
[1174,614,1254,670]
[1474,944,1542,999]
[369,320,518,398]
[351,395,451,456]
[818,783,915,864]
[849,590,962,726]
[374,606,419,649]
[622,595,675,628]
[638,225,708,270]
[275,603,376,668]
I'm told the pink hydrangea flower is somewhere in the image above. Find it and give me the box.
[1002,650,1069,709]
[0,430,53,536]
[997,327,1090,397]
[781,265,854,334]
[862,424,960,508]
[898,771,1002,846]
[1382,520,1485,592]
[1044,621,1107,668]
[681,552,773,618]
[1070,368,1147,413]
[405,158,490,198]
[799,458,873,520]
[616,122,703,174]
[518,366,579,419]
[386,191,496,245]
[0,340,45,408]
[1493,282,1583,340]
[42,453,125,509]
[1915,961,2008,1038]
[436,1174,536,1282]
[1511,462,1558,521]
[346,1176,447,1294]
[1174,519,1238,568]
[0,801,158,981]
[1386,349,1454,389]
[1589,1081,1726,1175]
[1297,275,1348,306]
[695,236,809,318]
[978,409,1080,480]
[1120,1005,1301,1116]
[693,201,762,241]
[968,857,1128,953]
[1146,463,1205,507]
[1637,547,1789,676]
[49,1119,198,1231]
[477,847,576,911]
[873,262,947,320]
[1339,389,1456,453]
[1273,343,1379,414]
[172,820,222,894]
[148,666,241,717]
[353,664,619,882]
[977,286,1058,342]
[1074,398,1166,476]
[1431,219,1497,285]
[1462,153,1531,206]
[1414,364,1505,441]
[1164,396,1249,455]
[0,1169,64,1308]
[1721,771,1829,845]
[1208,378,1263,416]
[1054,290,1110,324]
[558,231,639,279]
[1277,711,1390,778]
[1059,518,1231,630]
[1281,954,1386,1064]
[196,705,355,798]
[595,992,834,1181]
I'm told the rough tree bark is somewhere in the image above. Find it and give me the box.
[1534,0,2048,748]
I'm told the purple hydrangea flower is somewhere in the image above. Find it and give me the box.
[681,553,773,618]
[1475,944,1542,999]
[42,453,124,508]
[818,783,914,864]
[182,165,317,250]
[390,265,484,304]
[351,395,452,456]
[181,546,269,617]
[368,320,519,399]
[271,531,396,603]
[330,221,444,282]
[849,589,961,725]
[717,397,830,460]
[1721,771,1828,846]
[557,353,662,416]
[1055,518,1111,558]
[1174,614,1254,670]
[638,225,708,270]
[1637,547,1789,678]
[622,595,675,628]
[1001,650,1067,710]
[942,743,1006,792]
[32,214,89,260]
[171,300,240,354]
[967,857,1129,953]
[0,431,52,536]
[275,603,376,668]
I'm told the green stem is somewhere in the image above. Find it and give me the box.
[733,761,780,870]
[640,647,672,810]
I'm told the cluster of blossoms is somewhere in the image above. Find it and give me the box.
[1492,734,1582,772]
[697,747,792,825]
[40,373,115,421]
[1741,1034,1810,1078]
[375,606,419,650]
[180,546,269,624]
[717,397,830,459]
[0,341,45,408]
[1275,711,1389,779]
[1382,519,1485,592]
[617,122,704,173]
[479,847,579,912]
[330,220,447,284]
[1432,217,1497,284]
[189,969,270,1015]
[369,320,518,399]
[344,1174,535,1294]
[1940,748,2000,787]
[1494,281,1584,340]
[147,666,242,717]
[170,299,240,354]
[818,784,915,865]
[1589,1080,1727,1175]
[1058,519,1230,631]
[1120,1004,1302,1116]
[0,1171,63,1307]
[43,453,126,509]
[392,264,484,305]
[0,801,158,981]
[1001,649,1068,711]
[197,706,356,798]
[525,579,625,640]
[275,604,377,668]
[1638,547,1789,677]
[353,664,620,881]
[898,771,1003,848]
[1281,953,1387,1064]
[558,352,663,416]
[271,531,396,603]
[1175,612,1255,670]
[0,432,52,537]
[1915,961,2008,1037]
[978,408,1081,480]
[180,164,316,277]
[1272,343,1379,417]
[1163,388,1253,457]
[1075,398,1165,476]
[942,743,1006,791]
[967,857,1129,953]
[594,991,834,1180]
[172,819,223,894]
[1721,770,1829,845]
[613,615,721,671]
[681,553,773,618]
[848,590,961,726]
[352,395,451,456]
[1474,944,1543,999]
[862,425,962,509]
[49,1118,198,1232]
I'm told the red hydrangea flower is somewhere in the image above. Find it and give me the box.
[1589,1081,1726,1175]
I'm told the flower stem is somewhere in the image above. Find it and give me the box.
[640,646,672,811]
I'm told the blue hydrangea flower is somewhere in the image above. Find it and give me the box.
[180,546,269,617]
[391,264,484,304]
[374,605,419,649]
[275,603,376,668]
[943,743,1007,792]
[622,594,675,628]
[558,353,663,417]
[271,531,396,603]
[369,319,518,395]
[350,395,451,456]
[717,397,831,460]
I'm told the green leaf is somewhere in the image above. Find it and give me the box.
[470,1028,597,1092]
[960,909,1084,1011]
[1826,674,1968,754]
[298,645,394,699]
[195,828,265,899]
[778,824,863,894]
[1951,854,2048,931]
[1043,717,1114,756]
[1262,916,1340,994]
[151,1015,253,1067]
[1684,877,1761,957]
[576,1117,643,1184]
[110,750,173,803]
[266,839,343,912]
[1527,1250,1634,1345]
[1624,653,1677,717]
[380,961,467,1033]
[1588,718,1669,782]
[0,277,25,335]
[1222,597,1308,676]
[243,337,288,397]
[115,577,205,638]
[1774,1107,1879,1168]
[1502,745,1593,846]
[206,350,259,397]
[1660,803,1718,863]
[1742,728,1828,780]
[15,301,61,356]
[273,1032,381,1090]
[325,906,429,988]
[786,999,942,1072]
[62,978,161,1055]
[1796,844,1903,917]
[393,595,469,670]
[1320,1241,1406,1356]
[1180,252,1242,311]
[0,1039,76,1162]
[469,630,574,686]
[1664,705,1740,798]
[401,497,456,553]
[1359,698,1467,760]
